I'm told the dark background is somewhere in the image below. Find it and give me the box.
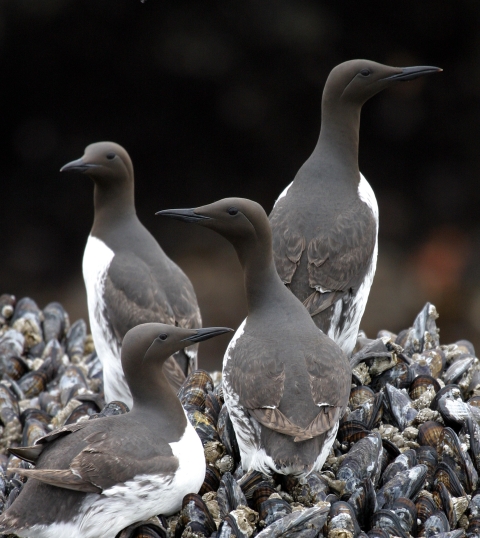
[2,1,480,369]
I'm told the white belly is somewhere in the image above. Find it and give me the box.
[83,236,132,407]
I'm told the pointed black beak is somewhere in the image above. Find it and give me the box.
[182,327,233,343]
[60,158,99,173]
[383,65,442,82]
[156,208,211,223]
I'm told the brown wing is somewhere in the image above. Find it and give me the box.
[303,203,376,315]
[226,336,285,412]
[13,423,178,493]
[270,211,306,285]
[293,406,341,442]
[249,408,305,438]
[104,252,175,342]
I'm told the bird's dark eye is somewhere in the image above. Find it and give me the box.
[227,207,238,216]
[360,69,371,77]
[106,152,116,160]
[158,333,168,341]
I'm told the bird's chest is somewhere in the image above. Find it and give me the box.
[82,235,117,357]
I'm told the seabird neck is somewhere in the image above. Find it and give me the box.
[92,180,136,234]
[233,230,288,314]
[129,367,187,435]
[310,97,361,187]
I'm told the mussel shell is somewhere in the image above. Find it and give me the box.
[444,356,474,386]
[328,501,361,538]
[254,505,329,538]
[383,383,417,431]
[423,510,450,537]
[380,438,401,473]
[349,386,375,408]
[337,432,383,494]
[370,362,414,392]
[178,370,214,400]
[175,493,216,538]
[415,445,438,487]
[259,497,292,526]
[337,420,370,444]
[431,385,462,412]
[381,449,417,487]
[204,391,222,424]
[65,319,87,362]
[467,517,480,538]
[434,462,466,497]
[217,405,240,464]
[418,421,444,448]
[252,483,277,511]
[416,493,437,532]
[367,530,390,538]
[347,478,376,530]
[376,465,427,509]
[290,472,329,505]
[434,481,457,528]
[64,401,99,425]
[370,509,408,538]
[237,469,266,501]
[217,472,247,519]
[199,465,221,496]
[42,302,69,343]
[409,374,441,400]
[188,411,220,444]
[21,418,49,447]
[438,427,478,493]
[89,401,129,419]
[2,356,29,381]
[18,371,48,399]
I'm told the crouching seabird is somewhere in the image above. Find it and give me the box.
[270,60,442,356]
[0,323,232,538]
[61,142,202,406]
[158,198,351,478]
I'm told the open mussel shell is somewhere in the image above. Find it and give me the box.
[175,493,216,538]
[418,421,444,448]
[409,375,441,400]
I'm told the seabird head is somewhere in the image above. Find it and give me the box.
[157,198,270,246]
[324,59,442,106]
[60,141,134,185]
[122,323,232,368]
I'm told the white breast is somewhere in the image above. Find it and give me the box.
[83,235,131,407]
[273,180,293,207]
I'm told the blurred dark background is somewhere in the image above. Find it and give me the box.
[2,0,480,369]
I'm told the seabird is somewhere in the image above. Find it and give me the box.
[269,60,442,356]
[61,142,202,406]
[0,323,232,538]
[158,198,351,478]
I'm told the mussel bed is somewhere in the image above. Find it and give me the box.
[0,295,480,537]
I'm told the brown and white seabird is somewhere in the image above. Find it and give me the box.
[269,60,442,356]
[0,323,232,538]
[61,142,202,407]
[158,198,351,478]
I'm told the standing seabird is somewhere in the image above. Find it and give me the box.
[0,323,232,538]
[61,142,202,406]
[270,60,442,356]
[158,198,351,477]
